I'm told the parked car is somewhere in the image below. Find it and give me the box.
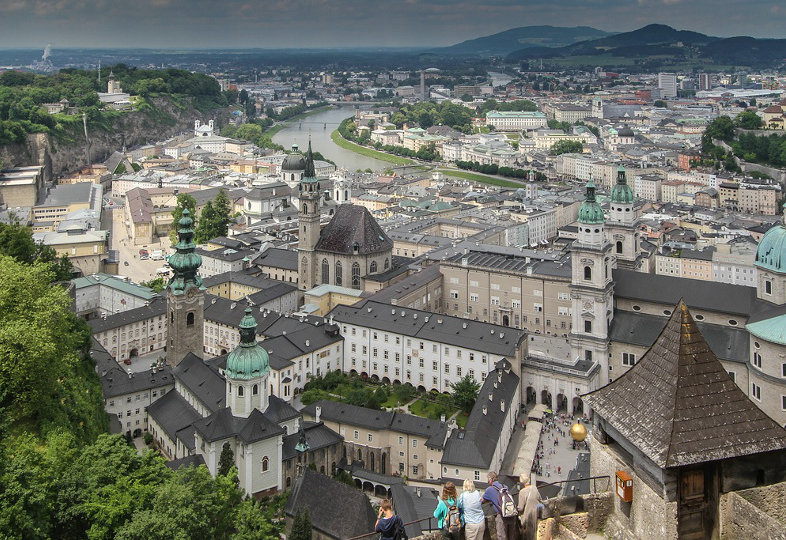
[123,359,132,365]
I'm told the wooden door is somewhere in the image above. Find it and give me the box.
[678,467,714,539]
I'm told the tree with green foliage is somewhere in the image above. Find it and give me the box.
[140,277,165,292]
[734,110,763,130]
[653,100,667,108]
[195,189,232,244]
[332,469,355,487]
[170,193,197,243]
[549,140,583,155]
[300,388,332,406]
[394,383,417,405]
[450,375,481,414]
[461,94,474,102]
[290,507,312,540]
[218,442,235,477]
[0,221,74,280]
[233,498,281,539]
[234,123,263,143]
[547,119,572,133]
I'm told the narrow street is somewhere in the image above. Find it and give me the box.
[110,206,172,284]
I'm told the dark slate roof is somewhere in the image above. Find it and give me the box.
[314,204,393,255]
[302,400,448,447]
[165,454,206,470]
[613,269,756,317]
[264,394,300,424]
[329,300,526,357]
[390,484,442,538]
[609,310,749,362]
[366,264,442,304]
[253,247,299,271]
[584,301,786,469]
[172,353,226,413]
[87,297,167,333]
[282,421,343,460]
[193,407,285,444]
[147,389,202,444]
[441,362,520,469]
[285,468,377,540]
[92,339,174,398]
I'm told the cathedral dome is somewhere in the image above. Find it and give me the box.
[226,307,270,380]
[755,220,786,273]
[610,166,634,204]
[618,126,635,138]
[281,153,306,171]
[578,180,605,225]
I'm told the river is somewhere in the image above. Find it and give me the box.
[271,106,393,172]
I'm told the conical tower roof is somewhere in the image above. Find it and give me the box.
[583,300,786,468]
[303,139,317,181]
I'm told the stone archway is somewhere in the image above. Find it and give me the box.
[129,348,138,359]
[541,390,552,408]
[573,397,584,415]
[363,481,374,492]
[557,393,567,412]
[502,314,510,327]
[382,376,391,385]
[526,386,536,404]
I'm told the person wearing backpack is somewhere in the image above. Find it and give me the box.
[458,479,486,540]
[375,499,406,540]
[482,471,519,540]
[433,481,462,539]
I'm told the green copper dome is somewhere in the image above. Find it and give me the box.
[610,166,634,204]
[167,208,204,294]
[226,307,270,380]
[755,220,786,274]
[578,180,605,225]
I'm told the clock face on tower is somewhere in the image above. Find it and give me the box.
[187,287,196,299]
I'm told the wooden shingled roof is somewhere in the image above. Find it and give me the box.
[583,300,786,468]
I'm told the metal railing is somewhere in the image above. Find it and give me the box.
[345,475,611,540]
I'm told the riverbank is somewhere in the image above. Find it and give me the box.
[437,168,523,188]
[264,104,333,138]
[329,129,416,166]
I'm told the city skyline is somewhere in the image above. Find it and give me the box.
[0,0,785,49]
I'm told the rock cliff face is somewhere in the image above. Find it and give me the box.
[0,97,230,178]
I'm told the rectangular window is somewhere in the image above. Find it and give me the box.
[419,359,424,368]
[412,440,417,448]
[399,436,403,445]
[432,361,438,370]
[412,466,418,475]
[368,434,373,442]
[622,353,636,366]
[728,371,736,382]
[752,383,761,401]
[354,430,359,439]
[450,290,459,299]
[474,470,480,481]
[444,364,450,374]
[457,366,462,377]
[470,293,479,302]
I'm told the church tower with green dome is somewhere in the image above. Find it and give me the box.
[606,166,641,270]
[570,179,613,391]
[225,307,270,418]
[166,208,206,367]
[755,216,786,304]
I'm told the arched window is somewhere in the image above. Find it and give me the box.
[321,258,329,284]
[262,456,269,472]
[286,477,291,487]
[291,173,295,181]
[384,258,390,270]
[238,385,244,397]
[253,384,258,395]
[766,281,772,295]
[584,266,592,280]
[370,260,378,274]
[170,311,174,324]
[186,312,195,327]
[370,452,375,470]
[352,262,361,288]
[357,449,362,461]
[335,260,342,286]
[616,241,623,254]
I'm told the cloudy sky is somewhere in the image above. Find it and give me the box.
[0,0,784,49]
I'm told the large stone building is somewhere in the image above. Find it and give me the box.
[297,143,394,293]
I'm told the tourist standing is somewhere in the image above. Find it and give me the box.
[517,475,542,540]
[433,481,461,539]
[375,499,405,540]
[458,479,485,540]
[482,471,518,540]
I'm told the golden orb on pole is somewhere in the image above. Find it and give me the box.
[570,422,588,442]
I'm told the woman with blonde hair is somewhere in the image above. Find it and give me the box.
[433,481,461,539]
[458,479,486,540]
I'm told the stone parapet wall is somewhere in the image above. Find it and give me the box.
[719,488,786,540]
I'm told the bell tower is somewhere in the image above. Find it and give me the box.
[166,208,205,366]
[569,180,613,390]
[606,166,640,270]
[298,140,321,291]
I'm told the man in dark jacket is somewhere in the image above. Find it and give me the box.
[375,499,405,540]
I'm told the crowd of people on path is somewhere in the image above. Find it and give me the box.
[531,412,589,479]
[376,470,543,540]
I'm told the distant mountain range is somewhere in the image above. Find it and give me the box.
[431,23,786,68]
[430,25,612,57]
[503,24,786,67]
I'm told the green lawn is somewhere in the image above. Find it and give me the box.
[409,397,459,421]
[329,130,416,166]
[437,169,522,189]
[455,412,469,428]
